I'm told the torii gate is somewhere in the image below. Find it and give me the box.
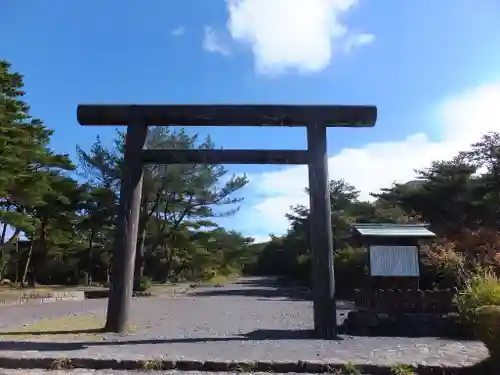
[77,104,377,339]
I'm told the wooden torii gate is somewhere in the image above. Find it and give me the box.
[77,104,377,339]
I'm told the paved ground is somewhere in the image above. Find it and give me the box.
[0,277,489,368]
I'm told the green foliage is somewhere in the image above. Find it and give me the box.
[0,60,252,287]
[420,241,466,289]
[333,247,367,299]
[253,179,399,297]
[334,246,366,267]
[133,276,152,292]
[455,268,500,324]
[5,56,500,309]
[254,131,500,300]
[473,305,500,358]
[339,362,361,375]
[389,364,417,375]
[0,59,74,237]
[77,126,249,285]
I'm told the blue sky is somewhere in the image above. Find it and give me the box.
[2,0,500,241]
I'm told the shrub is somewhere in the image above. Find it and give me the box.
[334,247,367,299]
[201,268,217,281]
[421,241,465,289]
[133,276,152,292]
[455,268,500,324]
[334,246,367,267]
[473,305,500,359]
[292,254,311,285]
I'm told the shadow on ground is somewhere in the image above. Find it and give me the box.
[0,330,490,375]
[188,277,312,301]
[0,328,344,352]
[336,326,477,340]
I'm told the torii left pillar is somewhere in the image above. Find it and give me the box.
[307,123,336,339]
[105,123,147,332]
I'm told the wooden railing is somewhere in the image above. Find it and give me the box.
[353,288,457,313]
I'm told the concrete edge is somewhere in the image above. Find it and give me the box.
[0,286,192,306]
[0,356,465,374]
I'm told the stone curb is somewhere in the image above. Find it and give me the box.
[0,286,192,306]
[0,291,86,307]
[0,356,465,374]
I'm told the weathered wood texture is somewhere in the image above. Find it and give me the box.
[141,149,309,165]
[105,124,147,333]
[77,104,377,127]
[306,123,337,339]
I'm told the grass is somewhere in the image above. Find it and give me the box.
[455,268,500,323]
[0,313,136,340]
[139,359,164,371]
[50,358,74,370]
[390,364,417,375]
[337,362,362,375]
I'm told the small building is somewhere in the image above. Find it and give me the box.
[346,224,459,335]
[352,223,436,291]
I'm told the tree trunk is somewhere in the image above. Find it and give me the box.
[84,230,95,285]
[133,190,163,285]
[134,227,147,284]
[0,223,7,245]
[0,260,6,280]
[106,267,111,284]
[14,238,19,284]
[33,220,47,285]
[164,246,175,281]
[20,243,33,288]
[0,225,15,280]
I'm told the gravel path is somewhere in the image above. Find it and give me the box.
[0,277,489,368]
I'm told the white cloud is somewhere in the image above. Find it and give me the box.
[202,26,231,56]
[343,33,375,53]
[171,26,186,36]
[245,82,500,236]
[225,0,373,74]
[252,234,273,243]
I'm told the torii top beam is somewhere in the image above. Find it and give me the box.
[77,104,377,127]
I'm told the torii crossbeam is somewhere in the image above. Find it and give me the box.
[77,104,377,340]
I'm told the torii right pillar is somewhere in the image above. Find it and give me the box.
[307,122,336,339]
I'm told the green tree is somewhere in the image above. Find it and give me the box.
[0,60,75,285]
[374,159,479,236]
[253,179,409,292]
[0,59,268,287]
[77,126,248,285]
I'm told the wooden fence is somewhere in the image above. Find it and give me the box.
[353,288,457,313]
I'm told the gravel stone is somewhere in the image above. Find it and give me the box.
[0,277,489,369]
